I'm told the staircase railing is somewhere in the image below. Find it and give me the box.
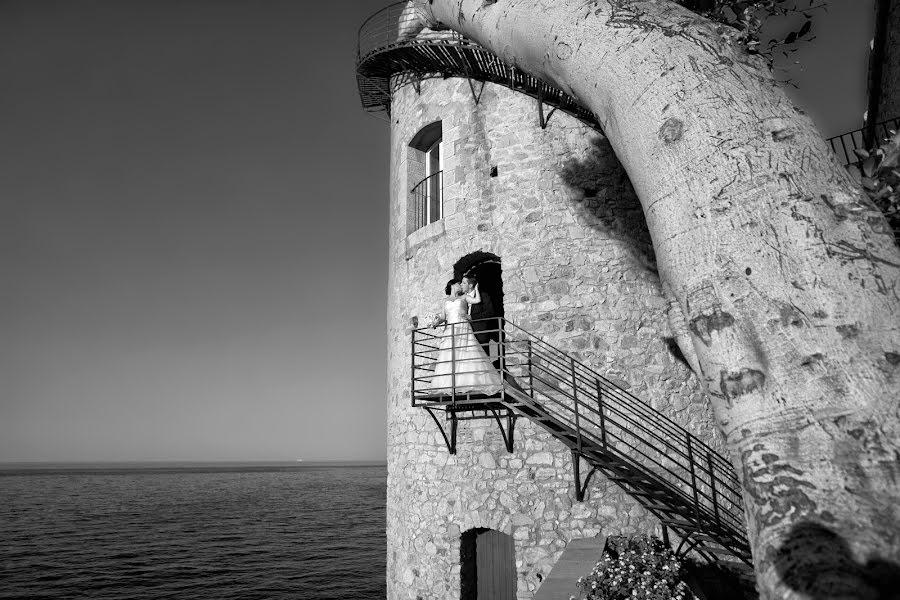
[412,316,751,564]
[826,117,900,166]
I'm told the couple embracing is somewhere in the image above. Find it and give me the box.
[429,275,504,395]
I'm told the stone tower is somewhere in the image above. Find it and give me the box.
[866,0,900,139]
[356,5,729,599]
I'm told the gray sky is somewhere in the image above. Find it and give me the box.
[0,1,874,462]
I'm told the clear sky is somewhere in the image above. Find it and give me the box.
[0,0,874,463]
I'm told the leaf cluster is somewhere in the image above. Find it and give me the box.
[849,130,900,244]
[572,535,692,600]
[675,0,823,67]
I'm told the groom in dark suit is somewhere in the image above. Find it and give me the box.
[462,274,500,369]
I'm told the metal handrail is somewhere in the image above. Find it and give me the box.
[411,170,443,231]
[411,316,750,561]
[826,117,900,166]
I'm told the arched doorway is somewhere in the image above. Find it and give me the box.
[460,528,516,600]
[454,252,504,366]
[453,251,504,318]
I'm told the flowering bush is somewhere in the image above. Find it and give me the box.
[572,535,692,600]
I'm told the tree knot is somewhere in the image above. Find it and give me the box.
[720,368,766,402]
[658,117,684,144]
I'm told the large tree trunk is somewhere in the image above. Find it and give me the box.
[416,1,900,597]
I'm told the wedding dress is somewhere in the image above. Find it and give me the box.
[428,297,503,395]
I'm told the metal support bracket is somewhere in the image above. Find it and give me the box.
[537,92,558,129]
[425,406,458,454]
[488,408,517,453]
[459,58,486,105]
[571,450,599,502]
[464,74,486,105]
[675,531,703,559]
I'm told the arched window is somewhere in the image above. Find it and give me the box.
[408,121,443,232]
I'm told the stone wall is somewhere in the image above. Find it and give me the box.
[876,0,900,125]
[386,76,724,600]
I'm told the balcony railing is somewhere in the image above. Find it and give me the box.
[357,2,465,62]
[411,317,751,565]
[827,117,900,166]
[355,2,599,127]
[411,170,443,231]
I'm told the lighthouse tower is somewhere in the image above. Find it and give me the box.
[356,4,745,599]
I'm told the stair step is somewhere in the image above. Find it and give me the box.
[628,489,677,500]
[609,475,655,483]
[691,533,728,543]
[641,504,685,513]
[691,533,751,551]
[572,444,601,452]
[728,564,756,575]
[660,520,703,530]
[696,544,743,556]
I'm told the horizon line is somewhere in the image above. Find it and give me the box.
[0,459,387,467]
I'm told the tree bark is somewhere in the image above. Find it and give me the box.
[416,1,900,597]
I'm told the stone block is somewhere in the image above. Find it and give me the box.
[526,452,554,466]
[478,452,496,469]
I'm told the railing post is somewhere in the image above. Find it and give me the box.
[594,379,607,448]
[572,449,584,502]
[686,432,702,527]
[497,317,505,376]
[708,452,721,529]
[450,322,457,406]
[411,328,417,407]
[526,340,534,398]
[571,358,582,454]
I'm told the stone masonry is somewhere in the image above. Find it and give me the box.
[386,76,725,600]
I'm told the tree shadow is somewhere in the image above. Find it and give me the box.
[558,134,658,275]
[773,521,900,599]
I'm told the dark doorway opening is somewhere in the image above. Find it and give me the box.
[460,528,516,600]
[453,251,504,319]
[454,252,504,367]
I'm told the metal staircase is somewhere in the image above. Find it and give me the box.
[412,318,752,567]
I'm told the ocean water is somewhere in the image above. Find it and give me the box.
[0,462,386,599]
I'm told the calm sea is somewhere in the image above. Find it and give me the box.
[0,462,386,599]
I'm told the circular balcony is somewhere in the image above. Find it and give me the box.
[355,2,599,128]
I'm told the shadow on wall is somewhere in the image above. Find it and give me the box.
[773,521,900,599]
[559,135,658,275]
[559,135,702,372]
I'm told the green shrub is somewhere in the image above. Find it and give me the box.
[572,535,692,600]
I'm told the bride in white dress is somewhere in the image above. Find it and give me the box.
[428,280,504,395]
